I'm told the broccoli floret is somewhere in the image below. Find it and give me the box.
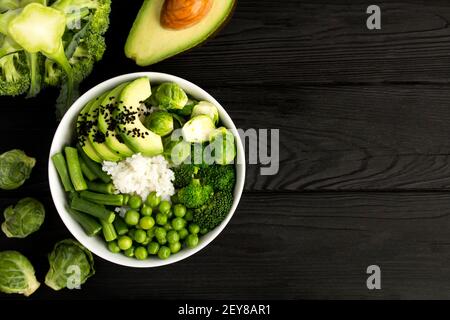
[177,179,213,209]
[173,164,199,188]
[0,51,30,96]
[193,191,233,231]
[200,165,235,192]
[44,58,62,86]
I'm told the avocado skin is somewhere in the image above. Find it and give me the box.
[125,0,237,66]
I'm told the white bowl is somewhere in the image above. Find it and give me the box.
[48,72,246,268]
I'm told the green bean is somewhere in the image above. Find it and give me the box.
[113,216,129,236]
[101,220,118,242]
[71,196,115,223]
[79,157,98,181]
[51,152,74,192]
[64,147,87,191]
[86,181,115,194]
[67,208,102,236]
[76,144,111,183]
[80,190,124,206]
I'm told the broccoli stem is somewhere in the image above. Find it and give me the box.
[64,146,87,191]
[47,42,74,108]
[25,52,41,98]
[80,190,124,206]
[113,216,129,236]
[77,144,111,183]
[51,152,74,192]
[79,157,98,181]
[68,207,102,237]
[70,195,115,223]
[86,181,115,194]
[100,219,117,242]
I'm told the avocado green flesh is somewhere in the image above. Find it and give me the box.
[77,100,102,163]
[115,77,163,156]
[125,0,236,66]
[97,83,134,157]
[87,93,123,162]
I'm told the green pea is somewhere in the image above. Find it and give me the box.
[118,235,133,250]
[164,223,173,231]
[147,242,160,255]
[166,210,173,218]
[141,205,153,216]
[188,224,200,234]
[108,241,121,253]
[159,200,171,214]
[146,192,161,208]
[172,217,186,231]
[124,246,135,257]
[186,234,199,248]
[139,216,155,230]
[135,246,148,260]
[147,226,156,239]
[169,241,181,254]
[142,236,151,246]
[173,204,186,217]
[167,230,180,244]
[154,227,167,240]
[200,228,209,235]
[124,210,140,226]
[158,237,167,245]
[185,210,193,221]
[158,246,171,259]
[178,228,189,240]
[134,229,147,243]
[156,213,168,225]
[129,195,143,209]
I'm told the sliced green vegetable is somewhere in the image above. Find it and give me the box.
[64,146,87,191]
[80,190,124,206]
[51,152,74,192]
[86,180,114,194]
[77,144,111,183]
[113,216,128,236]
[70,195,115,223]
[67,208,102,237]
[79,156,98,181]
[100,219,117,242]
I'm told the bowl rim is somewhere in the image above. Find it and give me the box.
[48,72,246,268]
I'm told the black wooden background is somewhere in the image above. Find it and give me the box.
[2,0,450,300]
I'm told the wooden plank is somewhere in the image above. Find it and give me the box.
[2,192,450,299]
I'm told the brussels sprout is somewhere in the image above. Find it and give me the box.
[191,101,219,125]
[144,111,174,136]
[0,149,35,190]
[154,82,188,110]
[209,127,236,165]
[0,251,40,296]
[182,115,216,143]
[45,239,95,291]
[2,198,45,238]
[164,139,191,165]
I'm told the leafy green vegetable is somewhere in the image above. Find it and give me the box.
[0,149,35,190]
[199,164,235,192]
[144,111,174,136]
[45,239,95,291]
[193,191,233,231]
[0,250,40,296]
[154,82,188,110]
[2,197,45,238]
[177,179,213,209]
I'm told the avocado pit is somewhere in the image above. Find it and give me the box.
[161,0,213,30]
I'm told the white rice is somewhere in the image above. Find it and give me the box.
[102,154,175,201]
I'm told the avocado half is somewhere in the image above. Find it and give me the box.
[125,0,236,66]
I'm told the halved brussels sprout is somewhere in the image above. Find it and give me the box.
[0,149,35,190]
[191,101,219,125]
[209,127,236,165]
[182,115,215,143]
[2,197,45,238]
[0,251,40,296]
[164,139,191,165]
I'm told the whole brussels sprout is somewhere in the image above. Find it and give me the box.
[45,239,95,291]
[0,251,40,296]
[144,111,174,136]
[0,149,35,190]
[154,82,188,110]
[2,197,45,238]
[209,127,236,165]
[191,101,219,125]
